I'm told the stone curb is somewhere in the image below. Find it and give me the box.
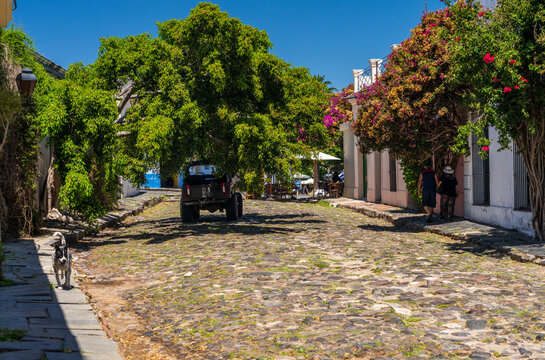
[42,194,165,245]
[326,199,545,267]
[13,192,166,360]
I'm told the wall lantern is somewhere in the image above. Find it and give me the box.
[16,67,38,98]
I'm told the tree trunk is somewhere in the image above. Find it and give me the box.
[42,153,61,216]
[516,117,545,242]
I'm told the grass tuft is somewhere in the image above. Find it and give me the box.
[0,328,26,341]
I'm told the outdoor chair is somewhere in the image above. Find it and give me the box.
[329,182,344,198]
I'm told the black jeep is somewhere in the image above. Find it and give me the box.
[180,162,243,222]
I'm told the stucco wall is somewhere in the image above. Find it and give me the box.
[120,177,140,198]
[366,152,381,202]
[464,127,533,236]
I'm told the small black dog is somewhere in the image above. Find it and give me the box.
[52,232,72,288]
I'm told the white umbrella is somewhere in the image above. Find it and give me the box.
[313,152,341,161]
[297,152,341,161]
[301,178,314,185]
[292,173,310,179]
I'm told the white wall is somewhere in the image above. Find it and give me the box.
[120,177,140,198]
[464,127,533,236]
[340,120,365,199]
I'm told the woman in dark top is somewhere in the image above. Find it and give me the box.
[437,165,458,221]
[418,162,439,223]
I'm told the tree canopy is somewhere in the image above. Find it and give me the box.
[353,8,467,165]
[87,3,331,193]
[448,0,545,241]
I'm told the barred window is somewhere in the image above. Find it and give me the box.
[472,129,490,205]
[513,143,530,210]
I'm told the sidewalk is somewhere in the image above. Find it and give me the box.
[325,197,545,267]
[0,190,175,360]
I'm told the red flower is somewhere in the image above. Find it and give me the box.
[503,87,512,93]
[455,37,460,41]
[478,11,485,16]
[521,77,528,82]
[482,146,490,151]
[510,60,516,64]
[492,78,499,82]
[483,53,495,64]
[514,85,520,89]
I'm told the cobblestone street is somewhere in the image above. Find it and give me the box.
[74,200,545,359]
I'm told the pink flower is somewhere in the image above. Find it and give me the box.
[483,53,495,64]
[503,87,512,93]
[514,85,520,89]
[482,146,490,151]
[521,77,528,82]
[455,37,460,41]
[510,60,516,64]
[492,77,499,82]
[478,11,485,16]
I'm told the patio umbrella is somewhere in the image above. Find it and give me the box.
[292,173,310,179]
[312,152,341,161]
[296,152,341,197]
[296,152,341,161]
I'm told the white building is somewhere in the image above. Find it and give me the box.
[464,121,533,236]
[341,54,532,236]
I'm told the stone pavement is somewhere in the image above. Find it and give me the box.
[0,190,175,360]
[325,197,545,266]
[74,200,545,359]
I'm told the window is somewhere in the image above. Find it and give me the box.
[389,153,397,192]
[472,129,490,205]
[513,143,530,210]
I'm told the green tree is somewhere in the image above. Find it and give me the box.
[37,78,119,220]
[449,0,545,241]
[91,3,330,193]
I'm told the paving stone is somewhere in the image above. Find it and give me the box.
[45,352,123,360]
[0,339,62,351]
[466,319,487,330]
[0,349,43,360]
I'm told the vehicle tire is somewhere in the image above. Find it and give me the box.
[181,203,194,223]
[225,194,238,221]
[236,192,243,218]
[193,205,200,220]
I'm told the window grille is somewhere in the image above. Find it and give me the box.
[472,129,490,205]
[513,143,530,210]
[389,154,397,192]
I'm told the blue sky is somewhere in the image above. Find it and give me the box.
[12,0,443,90]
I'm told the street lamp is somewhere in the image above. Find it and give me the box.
[16,67,37,98]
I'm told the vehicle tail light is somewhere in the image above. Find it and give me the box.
[185,185,191,198]
[222,182,226,194]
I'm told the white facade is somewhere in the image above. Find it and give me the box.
[464,127,533,236]
[120,177,140,198]
[341,56,407,205]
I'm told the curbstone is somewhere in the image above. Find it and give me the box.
[326,197,545,267]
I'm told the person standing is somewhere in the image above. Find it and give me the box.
[417,162,439,223]
[437,165,458,221]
